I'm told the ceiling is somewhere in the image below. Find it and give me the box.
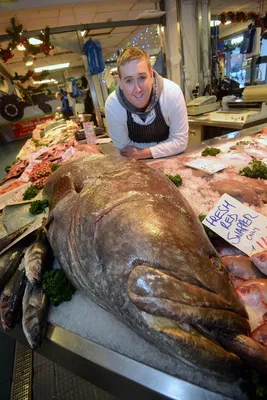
[0,0,262,83]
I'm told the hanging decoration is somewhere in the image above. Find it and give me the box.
[106,25,159,64]
[12,69,50,84]
[0,17,53,63]
[219,11,267,40]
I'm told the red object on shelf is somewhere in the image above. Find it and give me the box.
[10,115,54,139]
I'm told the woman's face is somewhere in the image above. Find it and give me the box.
[118,57,153,109]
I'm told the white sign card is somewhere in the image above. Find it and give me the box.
[202,194,267,256]
[83,122,96,144]
[186,158,227,174]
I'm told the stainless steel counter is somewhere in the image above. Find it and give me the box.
[2,123,263,400]
[187,114,267,145]
[0,323,233,400]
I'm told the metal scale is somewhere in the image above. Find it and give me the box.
[209,85,267,128]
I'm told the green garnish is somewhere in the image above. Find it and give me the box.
[42,269,76,306]
[240,158,267,180]
[201,147,221,157]
[29,200,49,215]
[51,164,60,172]
[199,214,219,239]
[23,186,40,200]
[166,174,183,187]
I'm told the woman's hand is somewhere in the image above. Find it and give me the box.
[56,106,61,111]
[120,146,152,160]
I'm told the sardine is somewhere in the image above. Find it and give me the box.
[0,259,26,331]
[24,228,48,284]
[22,281,49,349]
[0,243,25,292]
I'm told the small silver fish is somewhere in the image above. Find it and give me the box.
[22,281,49,349]
[0,222,32,252]
[0,260,26,331]
[0,244,25,292]
[25,229,48,284]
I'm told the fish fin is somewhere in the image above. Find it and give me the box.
[50,175,76,211]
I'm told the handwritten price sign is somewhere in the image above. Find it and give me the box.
[203,194,267,256]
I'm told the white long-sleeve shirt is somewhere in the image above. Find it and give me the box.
[105,78,189,159]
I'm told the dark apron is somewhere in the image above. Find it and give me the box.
[127,101,169,143]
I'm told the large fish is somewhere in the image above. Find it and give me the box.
[44,155,266,378]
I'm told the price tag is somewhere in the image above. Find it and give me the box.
[186,158,227,174]
[202,194,267,256]
[83,122,96,144]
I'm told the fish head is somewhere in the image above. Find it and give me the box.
[250,251,267,275]
[236,282,261,307]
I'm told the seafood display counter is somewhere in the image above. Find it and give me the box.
[1,122,267,400]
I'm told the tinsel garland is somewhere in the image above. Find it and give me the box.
[0,17,53,63]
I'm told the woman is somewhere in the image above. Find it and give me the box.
[104,47,188,160]
[55,91,74,120]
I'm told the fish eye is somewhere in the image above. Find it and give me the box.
[240,288,249,295]
[210,257,224,271]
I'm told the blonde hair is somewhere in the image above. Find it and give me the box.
[117,47,151,77]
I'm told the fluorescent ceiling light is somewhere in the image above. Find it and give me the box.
[225,21,231,25]
[29,37,43,45]
[34,63,70,72]
[81,30,86,37]
[25,60,33,66]
[150,56,156,59]
[32,79,58,84]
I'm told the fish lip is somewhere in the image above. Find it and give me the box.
[128,265,250,336]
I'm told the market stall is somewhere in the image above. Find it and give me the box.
[0,119,267,399]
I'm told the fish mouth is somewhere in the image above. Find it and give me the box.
[128,265,250,348]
